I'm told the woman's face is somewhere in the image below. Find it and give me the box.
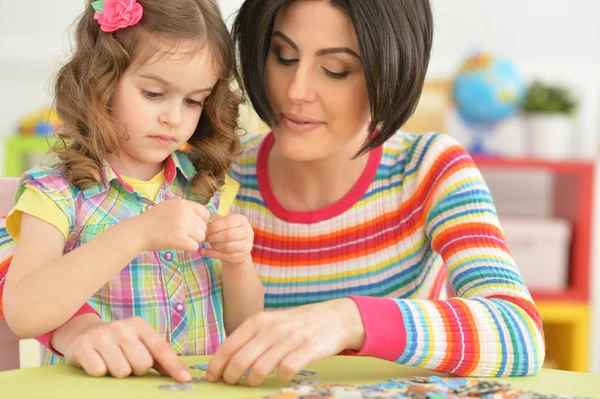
[265,0,371,162]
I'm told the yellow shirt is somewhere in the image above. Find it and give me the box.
[6,172,239,242]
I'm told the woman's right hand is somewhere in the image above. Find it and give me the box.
[136,199,211,253]
[206,298,366,386]
[55,316,192,382]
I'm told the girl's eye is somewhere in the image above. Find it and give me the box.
[143,90,163,99]
[185,98,204,107]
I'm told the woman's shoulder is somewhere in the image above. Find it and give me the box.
[230,132,269,179]
[384,131,467,166]
[385,130,461,151]
[240,132,268,157]
[379,131,475,188]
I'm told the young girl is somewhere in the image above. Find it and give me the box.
[1,0,263,382]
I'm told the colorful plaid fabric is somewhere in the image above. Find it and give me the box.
[0,151,224,365]
[229,132,545,377]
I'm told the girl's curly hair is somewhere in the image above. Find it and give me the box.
[53,0,242,203]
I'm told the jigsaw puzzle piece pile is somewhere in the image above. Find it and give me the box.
[255,376,589,399]
[158,364,589,399]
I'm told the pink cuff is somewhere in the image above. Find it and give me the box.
[35,303,99,357]
[346,296,407,361]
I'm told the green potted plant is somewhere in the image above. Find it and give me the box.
[522,80,578,159]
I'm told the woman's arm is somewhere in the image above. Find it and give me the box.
[348,133,545,377]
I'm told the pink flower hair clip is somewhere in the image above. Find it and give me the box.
[92,0,144,33]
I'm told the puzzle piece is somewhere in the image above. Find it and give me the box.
[292,377,322,387]
[360,381,408,390]
[439,378,469,390]
[157,383,193,391]
[296,370,318,376]
[189,363,279,377]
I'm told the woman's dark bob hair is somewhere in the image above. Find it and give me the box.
[232,0,433,155]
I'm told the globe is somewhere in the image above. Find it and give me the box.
[452,52,525,154]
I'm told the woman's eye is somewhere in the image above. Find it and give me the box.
[277,56,297,66]
[324,69,349,80]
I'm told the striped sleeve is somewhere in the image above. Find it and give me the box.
[0,218,15,319]
[351,133,545,377]
[229,133,265,184]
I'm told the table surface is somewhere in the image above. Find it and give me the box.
[1,356,599,398]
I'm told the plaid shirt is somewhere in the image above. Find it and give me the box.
[1,151,224,365]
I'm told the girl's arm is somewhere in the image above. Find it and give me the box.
[204,214,264,334]
[221,258,264,333]
[3,213,145,337]
[4,198,210,338]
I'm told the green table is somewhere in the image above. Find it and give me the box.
[0,356,599,398]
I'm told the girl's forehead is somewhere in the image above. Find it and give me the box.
[126,43,221,91]
[133,34,208,64]
[131,36,223,77]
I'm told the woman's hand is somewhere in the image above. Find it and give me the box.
[205,298,365,386]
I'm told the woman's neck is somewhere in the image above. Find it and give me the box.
[268,135,371,212]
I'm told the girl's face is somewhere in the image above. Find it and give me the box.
[265,1,371,163]
[108,39,219,179]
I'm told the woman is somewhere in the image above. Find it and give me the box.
[17,0,545,385]
[204,0,545,385]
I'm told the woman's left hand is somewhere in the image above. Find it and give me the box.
[205,298,366,386]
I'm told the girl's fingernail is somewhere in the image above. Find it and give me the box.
[181,369,192,381]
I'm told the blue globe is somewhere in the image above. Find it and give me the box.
[453,53,525,125]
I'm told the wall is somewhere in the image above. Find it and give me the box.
[0,0,246,137]
[2,0,599,155]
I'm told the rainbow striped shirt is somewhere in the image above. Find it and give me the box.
[229,131,545,377]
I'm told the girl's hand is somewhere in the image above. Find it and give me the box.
[137,199,210,253]
[204,214,254,267]
[59,316,192,382]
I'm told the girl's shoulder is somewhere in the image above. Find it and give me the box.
[18,165,78,199]
[14,165,79,229]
